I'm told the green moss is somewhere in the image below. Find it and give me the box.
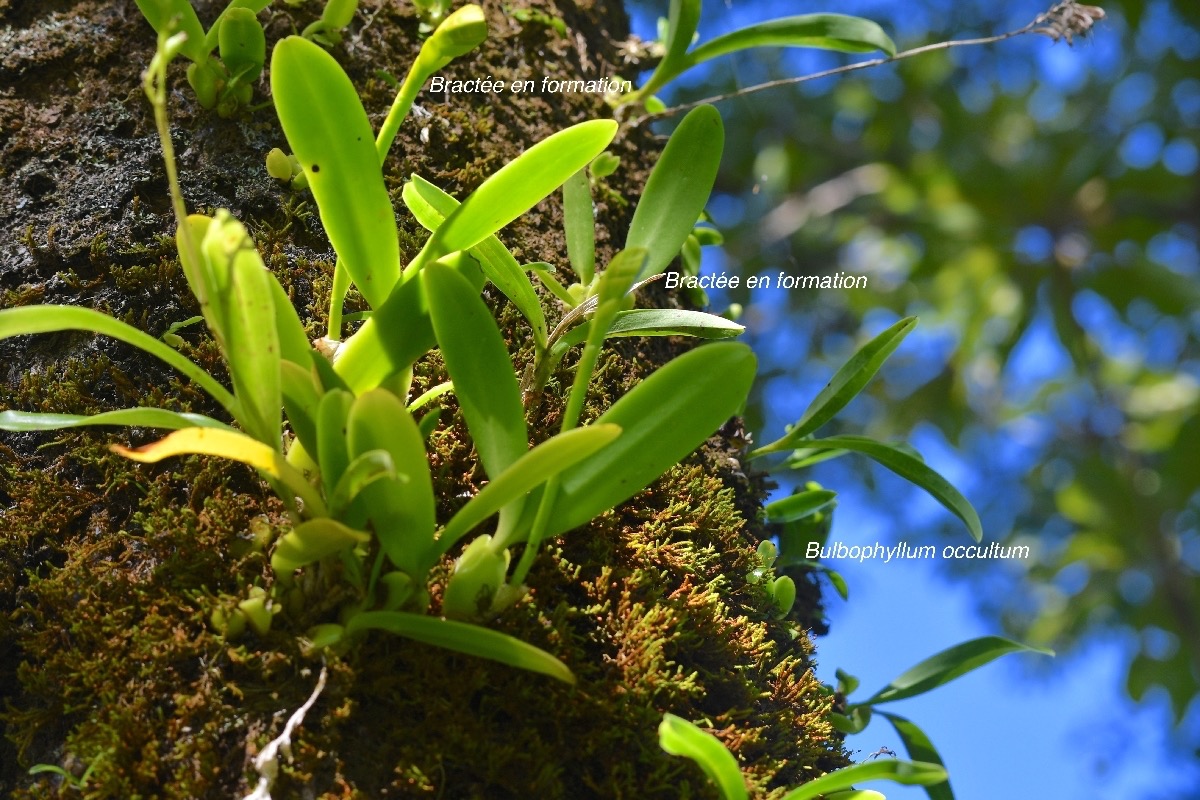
[1,2,847,796]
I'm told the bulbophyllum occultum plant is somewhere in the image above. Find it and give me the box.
[0,8,753,684]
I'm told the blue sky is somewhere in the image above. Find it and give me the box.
[625,1,1200,797]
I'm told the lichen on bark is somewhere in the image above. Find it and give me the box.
[0,1,846,796]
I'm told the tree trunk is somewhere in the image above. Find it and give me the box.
[0,1,845,796]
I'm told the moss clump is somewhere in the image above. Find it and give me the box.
[2,1,846,796]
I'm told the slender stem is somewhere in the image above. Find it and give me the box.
[377,68,425,165]
[326,257,351,339]
[628,23,1043,128]
[510,477,556,587]
[408,380,454,411]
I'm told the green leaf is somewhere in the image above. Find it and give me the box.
[658,714,748,800]
[836,668,860,695]
[781,561,849,600]
[199,211,281,444]
[687,14,896,67]
[626,105,724,279]
[281,360,321,455]
[271,517,371,576]
[854,636,1054,707]
[134,0,208,61]
[783,435,983,542]
[345,610,575,684]
[753,318,916,453]
[321,0,358,29]
[346,390,435,576]
[316,389,354,491]
[334,254,484,393]
[203,0,273,54]
[879,712,954,800]
[527,263,578,307]
[829,705,872,735]
[543,342,755,536]
[589,151,620,179]
[439,424,622,555]
[631,0,701,101]
[329,449,400,516]
[780,760,948,800]
[112,426,325,515]
[764,490,838,523]
[0,408,231,433]
[825,792,886,800]
[218,7,265,82]
[377,5,487,161]
[268,276,312,368]
[271,36,401,308]
[0,305,237,418]
[628,8,894,103]
[556,309,745,352]
[560,248,646,431]
[410,119,617,270]
[404,175,547,349]
[562,168,595,285]
[782,448,847,470]
[424,263,527,479]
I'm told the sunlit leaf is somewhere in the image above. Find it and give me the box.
[543,342,755,536]
[345,611,575,684]
[405,175,547,348]
[0,305,237,417]
[424,262,527,478]
[334,253,484,393]
[271,517,371,576]
[346,390,435,576]
[377,5,487,160]
[787,436,983,542]
[555,309,744,352]
[855,636,1054,707]
[562,168,595,285]
[626,105,723,279]
[0,408,231,433]
[764,489,838,523]
[753,318,916,454]
[268,269,312,368]
[780,760,948,800]
[658,713,748,800]
[687,14,897,66]
[111,426,325,515]
[410,120,617,271]
[438,424,621,555]
[272,36,401,308]
[879,712,954,800]
[560,248,646,430]
[135,0,207,61]
[199,211,281,444]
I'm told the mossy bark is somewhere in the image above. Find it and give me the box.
[0,1,846,797]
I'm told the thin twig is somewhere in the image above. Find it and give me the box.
[627,1,1104,127]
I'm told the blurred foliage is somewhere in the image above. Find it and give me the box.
[632,0,1199,727]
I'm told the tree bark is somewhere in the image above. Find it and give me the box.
[0,1,845,796]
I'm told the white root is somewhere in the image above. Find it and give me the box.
[242,666,328,800]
